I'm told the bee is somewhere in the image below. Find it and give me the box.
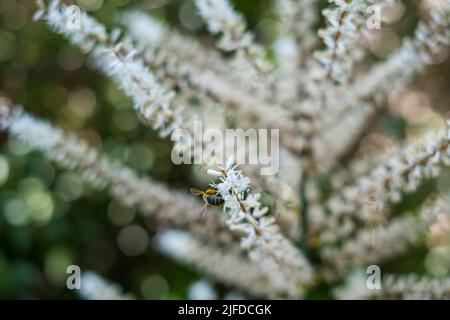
[190,187,225,216]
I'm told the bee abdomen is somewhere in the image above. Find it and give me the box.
[206,195,225,206]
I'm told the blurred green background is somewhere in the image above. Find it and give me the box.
[0,0,449,299]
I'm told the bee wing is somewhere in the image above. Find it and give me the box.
[190,188,204,196]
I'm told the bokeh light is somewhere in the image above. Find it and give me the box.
[141,274,170,299]
[117,225,149,256]
[0,155,9,185]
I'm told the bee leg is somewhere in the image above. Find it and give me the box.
[200,203,208,217]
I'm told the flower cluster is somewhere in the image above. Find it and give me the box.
[317,0,450,166]
[313,122,450,243]
[276,0,318,54]
[195,0,271,75]
[207,158,313,294]
[320,197,450,280]
[354,1,450,99]
[42,0,182,137]
[312,0,394,86]
[155,230,299,298]
[1,0,450,300]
